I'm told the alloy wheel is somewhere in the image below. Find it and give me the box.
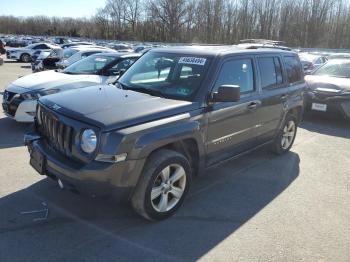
[151,164,187,213]
[281,120,296,149]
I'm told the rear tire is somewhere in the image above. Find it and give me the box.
[131,149,191,221]
[21,53,31,63]
[272,114,297,155]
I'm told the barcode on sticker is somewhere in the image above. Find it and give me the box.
[178,57,207,66]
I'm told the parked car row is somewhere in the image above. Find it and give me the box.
[2,40,349,221]
[6,42,62,62]
[1,37,158,74]
[3,52,140,122]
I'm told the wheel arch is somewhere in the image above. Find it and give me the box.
[288,106,303,124]
[131,121,205,177]
[145,138,201,176]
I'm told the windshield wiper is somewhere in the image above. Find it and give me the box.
[123,86,165,98]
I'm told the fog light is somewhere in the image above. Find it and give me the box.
[95,153,127,163]
[26,111,36,116]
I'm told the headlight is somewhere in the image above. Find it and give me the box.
[22,89,59,100]
[22,92,40,100]
[81,129,97,154]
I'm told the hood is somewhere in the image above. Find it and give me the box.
[9,70,96,91]
[40,85,199,130]
[305,75,350,92]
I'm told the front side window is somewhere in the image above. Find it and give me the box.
[284,56,303,84]
[214,58,254,94]
[258,57,283,89]
[33,44,48,50]
[63,55,116,75]
[119,52,211,100]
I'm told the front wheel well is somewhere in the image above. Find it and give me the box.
[146,139,200,176]
[288,106,303,123]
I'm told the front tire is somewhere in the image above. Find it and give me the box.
[272,114,298,155]
[21,53,31,63]
[131,149,191,221]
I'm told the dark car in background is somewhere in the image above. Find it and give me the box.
[299,53,328,74]
[61,42,94,49]
[25,46,305,221]
[305,59,350,119]
[0,39,5,54]
[109,43,133,53]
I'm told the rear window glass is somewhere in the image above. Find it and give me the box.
[258,57,283,89]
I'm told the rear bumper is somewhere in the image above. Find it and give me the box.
[305,91,350,118]
[25,133,145,199]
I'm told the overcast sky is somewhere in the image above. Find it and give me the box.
[0,0,104,18]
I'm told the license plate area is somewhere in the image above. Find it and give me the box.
[30,147,46,175]
[311,103,327,112]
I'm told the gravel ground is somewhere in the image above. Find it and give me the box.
[0,57,349,262]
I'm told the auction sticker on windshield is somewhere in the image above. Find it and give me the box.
[179,57,207,66]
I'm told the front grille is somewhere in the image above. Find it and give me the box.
[2,91,21,117]
[312,89,342,101]
[3,90,16,102]
[37,104,75,158]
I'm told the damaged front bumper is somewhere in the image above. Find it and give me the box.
[24,132,145,200]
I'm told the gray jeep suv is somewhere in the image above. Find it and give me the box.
[25,46,305,220]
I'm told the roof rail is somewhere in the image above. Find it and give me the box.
[187,43,231,47]
[240,39,286,46]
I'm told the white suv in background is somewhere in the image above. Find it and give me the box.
[2,52,140,122]
[6,42,62,62]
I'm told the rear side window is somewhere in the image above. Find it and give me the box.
[33,44,48,50]
[258,57,283,89]
[284,56,303,84]
[214,58,254,94]
[82,52,99,58]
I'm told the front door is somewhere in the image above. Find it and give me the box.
[206,57,262,166]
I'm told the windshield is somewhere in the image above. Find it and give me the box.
[63,48,78,59]
[313,60,350,78]
[63,55,115,75]
[299,54,318,63]
[118,52,211,101]
[25,44,36,49]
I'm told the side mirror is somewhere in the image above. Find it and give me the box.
[118,69,126,77]
[212,85,240,102]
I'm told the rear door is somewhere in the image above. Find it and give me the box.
[206,56,262,166]
[255,55,288,143]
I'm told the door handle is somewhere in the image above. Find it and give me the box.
[247,102,258,110]
[281,94,287,100]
